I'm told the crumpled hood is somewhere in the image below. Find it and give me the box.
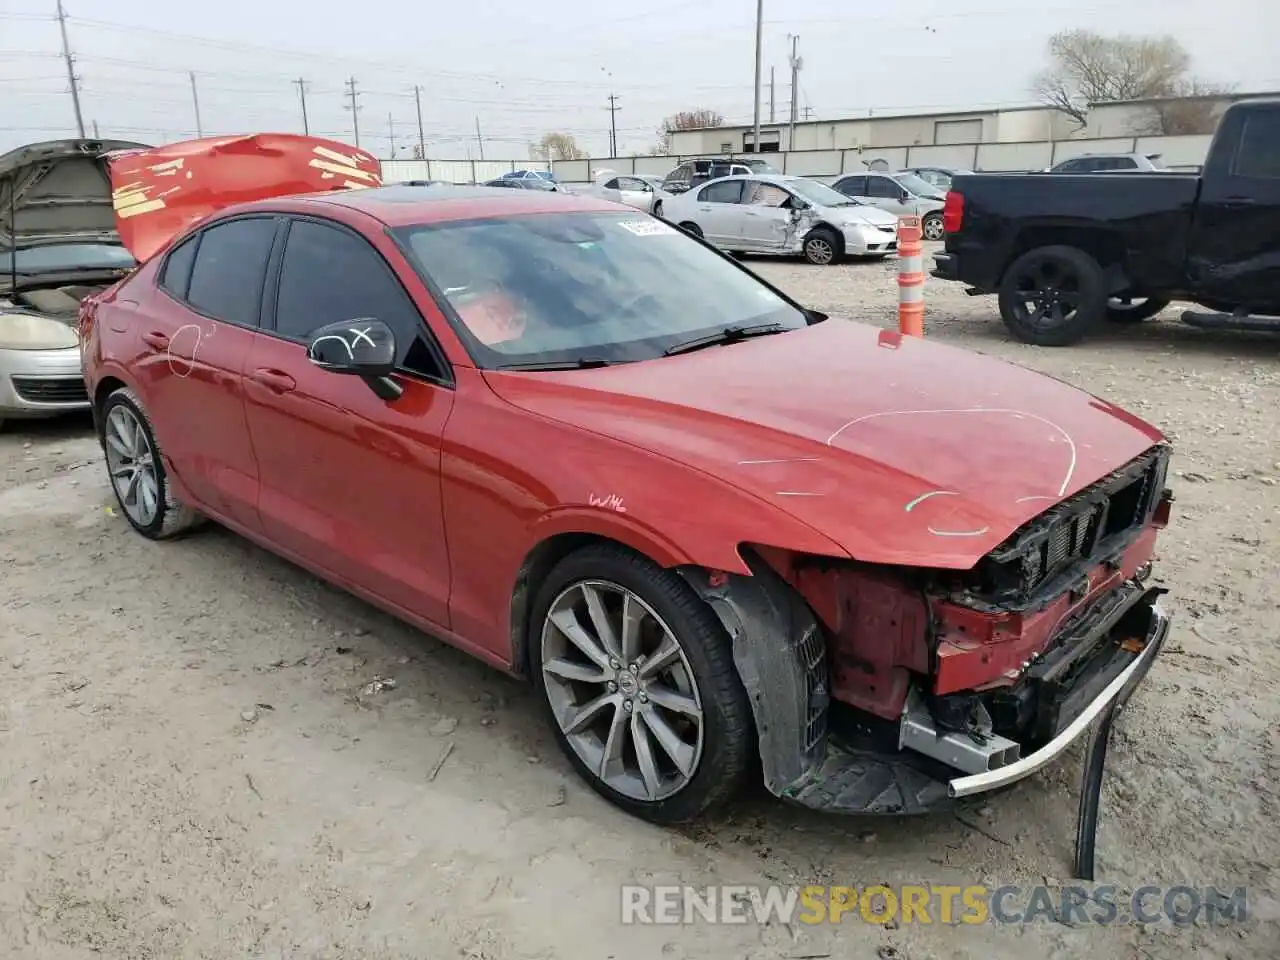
[483,321,1164,568]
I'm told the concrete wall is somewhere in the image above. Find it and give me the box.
[546,132,1213,185]
[379,158,550,184]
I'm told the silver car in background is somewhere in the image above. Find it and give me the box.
[830,171,948,240]
[659,173,901,265]
[591,172,670,215]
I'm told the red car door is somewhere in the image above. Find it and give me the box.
[241,215,456,628]
[129,215,280,532]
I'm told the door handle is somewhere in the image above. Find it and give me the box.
[744,210,760,216]
[1222,196,1258,207]
[251,368,296,393]
[698,206,712,211]
[141,330,169,350]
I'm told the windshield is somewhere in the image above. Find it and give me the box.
[746,159,779,173]
[784,178,857,207]
[895,172,945,199]
[394,212,806,367]
[2,243,135,274]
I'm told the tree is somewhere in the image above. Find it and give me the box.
[531,132,587,161]
[1136,78,1236,136]
[1032,30,1226,133]
[655,109,724,154]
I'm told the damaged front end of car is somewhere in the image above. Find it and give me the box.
[681,443,1174,873]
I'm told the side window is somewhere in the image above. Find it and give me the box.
[274,219,440,379]
[698,180,745,204]
[1234,114,1280,178]
[745,182,789,207]
[1055,159,1081,173]
[602,178,620,189]
[867,177,901,198]
[835,176,867,196]
[159,234,198,299]
[185,217,277,327]
[619,177,647,191]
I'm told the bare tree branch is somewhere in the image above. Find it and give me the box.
[530,132,587,161]
[655,109,724,154]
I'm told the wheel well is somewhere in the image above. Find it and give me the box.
[91,376,126,442]
[1003,227,1130,289]
[509,532,625,677]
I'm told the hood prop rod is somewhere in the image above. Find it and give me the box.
[6,174,15,295]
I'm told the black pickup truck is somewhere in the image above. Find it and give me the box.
[932,98,1280,345]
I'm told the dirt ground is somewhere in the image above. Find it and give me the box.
[1,248,1277,959]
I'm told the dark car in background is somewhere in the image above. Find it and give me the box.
[483,177,560,191]
[661,157,779,195]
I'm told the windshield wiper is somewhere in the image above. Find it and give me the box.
[663,322,789,357]
[497,356,612,371]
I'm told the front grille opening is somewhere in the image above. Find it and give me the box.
[962,445,1169,608]
[11,376,89,404]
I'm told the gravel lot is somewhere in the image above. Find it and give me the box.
[2,248,1277,959]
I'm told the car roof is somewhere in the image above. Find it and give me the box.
[226,183,618,227]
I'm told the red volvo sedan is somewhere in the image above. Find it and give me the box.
[80,182,1173,833]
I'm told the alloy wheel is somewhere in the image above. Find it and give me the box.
[805,237,834,265]
[1010,257,1083,331]
[540,580,705,802]
[104,404,160,527]
[923,215,944,241]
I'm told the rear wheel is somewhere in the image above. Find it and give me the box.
[530,544,754,824]
[998,245,1107,346]
[678,221,703,239]
[100,387,203,539]
[802,226,843,265]
[922,212,945,241]
[1106,295,1170,323]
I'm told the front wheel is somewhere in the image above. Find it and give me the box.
[652,200,664,219]
[100,387,203,539]
[922,212,945,241]
[802,226,843,265]
[678,221,703,239]
[530,544,754,824]
[1106,295,1170,323]
[997,245,1107,346]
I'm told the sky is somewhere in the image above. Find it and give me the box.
[0,0,1273,160]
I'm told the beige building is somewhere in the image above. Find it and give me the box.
[666,91,1274,157]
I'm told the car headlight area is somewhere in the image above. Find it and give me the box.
[0,312,80,351]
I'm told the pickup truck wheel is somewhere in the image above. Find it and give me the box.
[922,212,944,241]
[530,544,754,824]
[998,246,1107,346]
[1106,295,1171,323]
[803,226,843,265]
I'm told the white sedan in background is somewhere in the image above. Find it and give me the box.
[588,171,670,215]
[660,173,902,265]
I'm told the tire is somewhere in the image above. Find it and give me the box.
[922,212,945,241]
[997,245,1107,347]
[529,543,754,824]
[652,200,663,219]
[678,221,703,239]
[1106,295,1170,323]
[99,386,204,540]
[802,226,843,265]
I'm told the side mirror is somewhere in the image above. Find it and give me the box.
[307,318,397,376]
[900,191,910,202]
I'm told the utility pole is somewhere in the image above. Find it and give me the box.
[189,71,204,138]
[606,94,620,156]
[802,105,815,121]
[751,0,763,155]
[770,67,776,124]
[474,116,484,160]
[345,77,361,146]
[413,85,426,160]
[54,0,85,137]
[293,78,309,134]
[387,113,397,158]
[787,34,802,150]
[92,119,100,137]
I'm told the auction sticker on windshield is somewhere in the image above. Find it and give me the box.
[618,219,678,237]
